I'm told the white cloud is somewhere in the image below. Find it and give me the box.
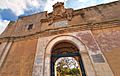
[78,0,89,2]
[72,0,118,10]
[78,0,118,3]
[102,0,118,3]
[0,0,26,16]
[0,0,42,16]
[44,0,118,12]
[0,19,9,34]
[44,0,68,13]
[0,0,118,16]
[30,0,40,7]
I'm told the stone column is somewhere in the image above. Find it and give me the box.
[32,38,47,76]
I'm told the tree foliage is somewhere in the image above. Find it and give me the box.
[56,57,80,76]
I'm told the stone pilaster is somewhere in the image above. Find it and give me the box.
[0,41,13,68]
[44,55,50,76]
[32,37,51,76]
[0,42,7,58]
[32,38,45,76]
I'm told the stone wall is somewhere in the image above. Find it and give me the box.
[92,26,120,76]
[0,39,37,76]
[0,1,120,76]
[0,27,120,76]
[0,21,16,38]
[0,1,120,38]
[0,12,47,38]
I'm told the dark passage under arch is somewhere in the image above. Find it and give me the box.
[50,41,86,76]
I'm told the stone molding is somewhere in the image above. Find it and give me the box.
[0,19,120,42]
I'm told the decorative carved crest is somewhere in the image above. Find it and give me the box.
[53,2,65,17]
[52,2,73,21]
[41,2,73,24]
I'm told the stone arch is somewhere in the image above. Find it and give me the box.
[45,35,86,55]
[44,35,96,76]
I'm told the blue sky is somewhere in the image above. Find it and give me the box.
[0,0,118,34]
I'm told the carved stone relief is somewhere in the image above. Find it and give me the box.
[41,2,73,26]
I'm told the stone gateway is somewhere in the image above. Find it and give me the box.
[0,1,120,76]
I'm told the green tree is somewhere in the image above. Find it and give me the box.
[56,57,81,76]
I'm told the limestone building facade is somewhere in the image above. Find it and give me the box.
[0,1,120,76]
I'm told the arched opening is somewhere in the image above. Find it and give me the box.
[50,41,86,76]
[55,57,81,76]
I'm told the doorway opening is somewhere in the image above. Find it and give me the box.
[55,57,81,76]
[50,41,86,76]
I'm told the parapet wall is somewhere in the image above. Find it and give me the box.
[0,1,120,39]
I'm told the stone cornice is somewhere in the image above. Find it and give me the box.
[0,19,120,42]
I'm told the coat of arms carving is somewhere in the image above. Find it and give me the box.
[41,2,73,25]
